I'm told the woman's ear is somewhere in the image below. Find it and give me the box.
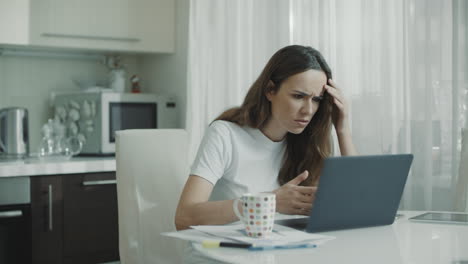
[265,80,276,101]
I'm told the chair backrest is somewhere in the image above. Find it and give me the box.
[116,129,188,264]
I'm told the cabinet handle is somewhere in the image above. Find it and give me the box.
[41,33,140,42]
[0,210,22,218]
[82,180,117,186]
[48,184,53,231]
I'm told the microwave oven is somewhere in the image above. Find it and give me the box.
[53,91,178,155]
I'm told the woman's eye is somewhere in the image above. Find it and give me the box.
[293,94,303,99]
[312,96,323,102]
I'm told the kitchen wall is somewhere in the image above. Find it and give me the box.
[0,54,138,151]
[0,0,189,151]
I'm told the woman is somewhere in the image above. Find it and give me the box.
[175,45,357,230]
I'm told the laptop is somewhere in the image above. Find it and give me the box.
[275,154,413,232]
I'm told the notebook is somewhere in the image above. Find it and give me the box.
[275,154,414,232]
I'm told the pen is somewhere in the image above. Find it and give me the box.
[249,243,317,251]
[202,240,252,249]
[201,240,317,251]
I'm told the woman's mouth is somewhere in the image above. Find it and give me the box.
[295,120,309,126]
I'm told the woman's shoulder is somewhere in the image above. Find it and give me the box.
[208,121,257,146]
[206,120,252,143]
[209,120,243,134]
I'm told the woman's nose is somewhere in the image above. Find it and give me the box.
[301,100,314,115]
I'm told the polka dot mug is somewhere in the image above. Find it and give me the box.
[233,192,276,238]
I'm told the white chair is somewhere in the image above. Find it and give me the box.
[116,129,189,264]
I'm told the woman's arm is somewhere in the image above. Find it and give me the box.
[175,172,317,230]
[324,79,358,156]
[336,129,358,156]
[175,175,239,230]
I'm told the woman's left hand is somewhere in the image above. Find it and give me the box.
[324,79,350,134]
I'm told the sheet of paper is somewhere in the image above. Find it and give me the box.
[161,228,237,243]
[190,224,335,246]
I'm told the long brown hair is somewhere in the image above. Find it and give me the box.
[215,45,334,186]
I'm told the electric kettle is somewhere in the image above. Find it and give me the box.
[0,107,29,159]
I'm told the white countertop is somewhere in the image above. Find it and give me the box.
[0,156,116,177]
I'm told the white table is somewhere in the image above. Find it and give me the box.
[193,211,468,264]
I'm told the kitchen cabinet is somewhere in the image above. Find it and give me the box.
[0,0,174,53]
[0,177,32,264]
[62,172,119,264]
[0,0,30,45]
[31,175,64,264]
[30,172,119,264]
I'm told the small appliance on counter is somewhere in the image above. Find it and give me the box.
[52,91,178,155]
[0,107,29,160]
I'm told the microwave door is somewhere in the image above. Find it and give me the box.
[102,102,157,153]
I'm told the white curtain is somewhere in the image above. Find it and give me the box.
[453,0,468,212]
[187,0,468,211]
[187,0,291,159]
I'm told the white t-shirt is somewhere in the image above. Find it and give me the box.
[190,120,286,201]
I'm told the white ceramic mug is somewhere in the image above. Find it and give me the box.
[233,192,276,238]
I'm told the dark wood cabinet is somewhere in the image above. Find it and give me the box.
[62,172,119,264]
[31,172,119,264]
[31,175,63,264]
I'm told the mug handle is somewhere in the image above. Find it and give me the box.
[232,198,243,221]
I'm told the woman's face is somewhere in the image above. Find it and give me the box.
[264,69,327,141]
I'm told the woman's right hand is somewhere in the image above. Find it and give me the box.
[273,171,317,215]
